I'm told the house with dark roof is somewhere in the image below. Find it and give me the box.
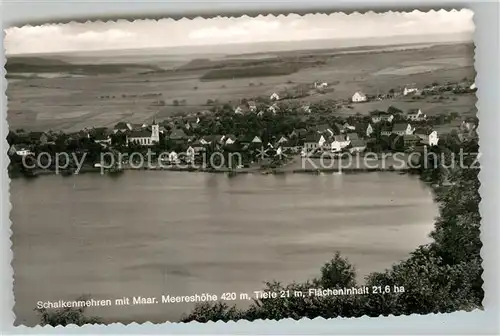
[371,111,394,123]
[349,139,367,153]
[93,130,112,146]
[280,137,302,152]
[354,123,374,137]
[304,133,326,152]
[169,128,187,141]
[128,129,153,145]
[402,134,422,148]
[346,133,359,141]
[414,128,439,146]
[200,135,225,146]
[190,139,205,153]
[127,121,160,146]
[289,128,308,139]
[113,122,131,133]
[380,124,393,137]
[224,134,238,145]
[406,108,426,121]
[127,123,144,131]
[315,124,335,137]
[238,135,254,147]
[334,123,344,133]
[392,123,414,136]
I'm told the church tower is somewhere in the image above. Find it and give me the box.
[151,119,160,143]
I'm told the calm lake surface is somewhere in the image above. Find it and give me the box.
[11,171,437,324]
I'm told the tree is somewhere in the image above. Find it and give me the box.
[387,106,403,114]
[314,252,357,288]
[35,296,102,326]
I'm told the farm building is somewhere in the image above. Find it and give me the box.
[403,86,419,96]
[352,91,367,103]
[414,128,439,146]
[406,108,427,121]
[392,123,414,136]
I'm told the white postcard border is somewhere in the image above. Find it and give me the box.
[1,1,499,334]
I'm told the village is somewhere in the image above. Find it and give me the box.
[7,78,478,176]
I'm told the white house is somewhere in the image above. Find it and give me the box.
[314,82,328,89]
[15,147,33,157]
[127,121,160,146]
[352,91,367,103]
[406,109,427,121]
[168,151,179,164]
[330,135,350,152]
[268,105,277,114]
[302,105,311,113]
[470,82,477,90]
[415,129,439,146]
[403,86,419,96]
[225,135,237,145]
[251,136,263,145]
[275,146,283,157]
[270,93,280,101]
[186,147,195,162]
[234,106,244,114]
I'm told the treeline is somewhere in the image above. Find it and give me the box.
[200,64,303,81]
[6,56,160,75]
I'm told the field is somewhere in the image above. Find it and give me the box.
[6,42,476,132]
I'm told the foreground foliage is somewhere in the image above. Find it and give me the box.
[35,296,102,326]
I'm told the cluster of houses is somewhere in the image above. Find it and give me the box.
[350,80,477,104]
[8,105,479,164]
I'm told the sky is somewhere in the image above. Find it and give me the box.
[4,9,474,55]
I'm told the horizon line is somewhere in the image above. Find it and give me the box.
[6,32,473,57]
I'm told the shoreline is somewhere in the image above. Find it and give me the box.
[9,165,412,179]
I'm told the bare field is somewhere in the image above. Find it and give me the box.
[6,43,476,132]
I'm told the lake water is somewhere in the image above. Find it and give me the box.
[11,171,437,325]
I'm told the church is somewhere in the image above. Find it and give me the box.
[126,120,160,146]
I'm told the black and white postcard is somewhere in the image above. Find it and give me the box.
[5,9,482,326]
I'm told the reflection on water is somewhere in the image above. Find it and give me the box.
[11,171,437,324]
